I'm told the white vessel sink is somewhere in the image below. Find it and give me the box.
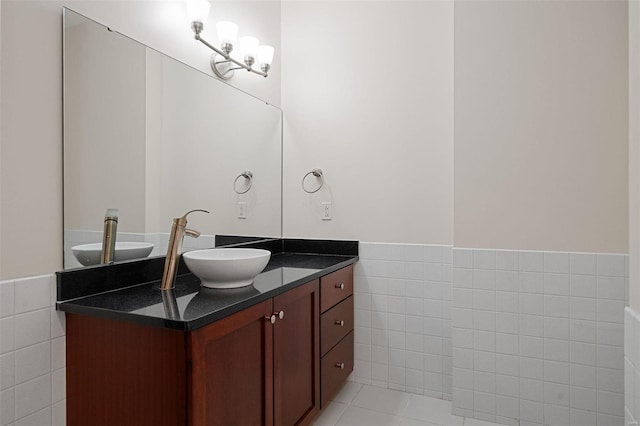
[72,242,155,266]
[183,248,271,289]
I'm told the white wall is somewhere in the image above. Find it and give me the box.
[1,1,64,280]
[281,1,454,245]
[0,0,282,280]
[625,1,640,424]
[4,0,626,276]
[453,0,628,254]
[0,0,3,279]
[451,3,629,424]
[629,0,640,311]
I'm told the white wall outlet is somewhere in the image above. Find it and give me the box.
[237,202,247,219]
[321,202,332,221]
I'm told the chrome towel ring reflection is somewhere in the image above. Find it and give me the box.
[234,171,253,194]
[302,169,324,194]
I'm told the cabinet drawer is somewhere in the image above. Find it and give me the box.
[320,331,354,408]
[321,296,353,356]
[320,265,354,313]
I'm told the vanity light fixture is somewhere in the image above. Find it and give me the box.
[186,0,274,79]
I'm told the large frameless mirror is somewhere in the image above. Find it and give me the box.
[63,8,282,269]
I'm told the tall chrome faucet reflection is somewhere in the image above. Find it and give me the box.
[161,289,181,320]
[100,209,119,264]
[160,209,210,290]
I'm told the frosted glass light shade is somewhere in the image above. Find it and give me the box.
[216,21,238,45]
[186,0,210,25]
[258,45,275,66]
[239,36,259,59]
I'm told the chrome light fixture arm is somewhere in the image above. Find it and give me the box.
[195,33,267,78]
[186,0,273,81]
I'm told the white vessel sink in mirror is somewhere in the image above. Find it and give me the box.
[183,248,271,289]
[72,242,155,266]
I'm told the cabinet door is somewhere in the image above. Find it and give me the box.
[273,280,320,426]
[188,299,274,426]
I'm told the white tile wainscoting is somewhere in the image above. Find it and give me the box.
[353,243,454,399]
[0,274,66,426]
[353,244,627,426]
[625,307,640,426]
[0,244,628,426]
[452,249,627,426]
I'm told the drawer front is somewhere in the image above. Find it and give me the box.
[320,331,354,408]
[320,265,354,313]
[321,296,354,356]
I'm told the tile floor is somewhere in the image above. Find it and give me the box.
[314,383,501,426]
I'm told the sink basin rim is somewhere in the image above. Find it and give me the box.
[71,242,155,266]
[183,248,271,289]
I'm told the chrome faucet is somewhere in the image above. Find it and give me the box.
[160,209,209,290]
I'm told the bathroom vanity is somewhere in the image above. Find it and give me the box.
[57,239,357,426]
[59,10,355,425]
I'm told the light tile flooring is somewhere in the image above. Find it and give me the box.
[313,383,501,426]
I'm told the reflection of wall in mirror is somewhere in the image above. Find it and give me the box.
[154,55,281,238]
[64,17,147,234]
[64,15,152,268]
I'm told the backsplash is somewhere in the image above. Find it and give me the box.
[452,248,627,426]
[352,242,453,400]
[0,274,66,426]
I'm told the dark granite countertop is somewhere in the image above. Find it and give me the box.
[57,253,357,331]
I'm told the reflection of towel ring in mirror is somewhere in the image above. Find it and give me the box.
[234,171,253,194]
[302,169,324,194]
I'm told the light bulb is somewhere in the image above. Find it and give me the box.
[258,45,275,66]
[239,36,259,61]
[186,0,210,28]
[216,21,238,46]
[186,0,210,36]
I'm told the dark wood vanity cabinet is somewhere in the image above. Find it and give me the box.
[66,313,188,426]
[319,265,354,407]
[189,279,319,426]
[188,299,274,426]
[272,280,320,426]
[66,265,354,426]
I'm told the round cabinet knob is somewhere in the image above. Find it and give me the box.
[335,362,345,369]
[335,320,344,326]
[278,310,285,320]
[335,283,345,289]
[266,314,276,324]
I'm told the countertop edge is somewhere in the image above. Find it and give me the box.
[57,256,358,332]
[187,256,357,331]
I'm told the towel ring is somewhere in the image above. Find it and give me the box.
[234,171,253,194]
[302,169,324,194]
